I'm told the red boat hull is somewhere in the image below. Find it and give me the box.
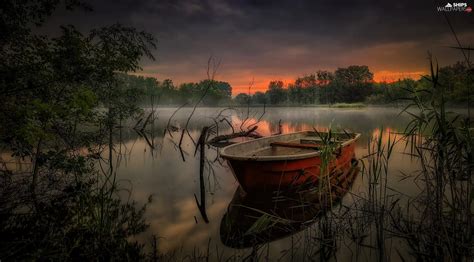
[226,143,356,192]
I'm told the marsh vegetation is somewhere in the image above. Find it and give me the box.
[0,1,472,261]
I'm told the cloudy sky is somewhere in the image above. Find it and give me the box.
[46,0,474,94]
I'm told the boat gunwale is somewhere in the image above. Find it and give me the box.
[220,131,360,161]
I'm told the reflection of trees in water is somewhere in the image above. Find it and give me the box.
[119,107,412,142]
[119,106,410,234]
[154,93,472,261]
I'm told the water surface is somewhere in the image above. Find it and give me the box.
[116,106,419,260]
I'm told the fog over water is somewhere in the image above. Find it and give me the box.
[116,107,423,259]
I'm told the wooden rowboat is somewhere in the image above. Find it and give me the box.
[220,131,360,192]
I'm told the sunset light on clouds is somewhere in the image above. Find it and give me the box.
[47,0,474,95]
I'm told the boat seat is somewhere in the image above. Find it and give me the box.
[300,139,341,146]
[270,142,320,150]
[300,139,321,144]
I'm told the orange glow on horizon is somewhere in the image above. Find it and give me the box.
[231,70,425,95]
[133,70,426,96]
[373,70,425,83]
[231,77,295,95]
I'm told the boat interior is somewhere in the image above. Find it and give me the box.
[253,135,345,157]
[222,131,358,158]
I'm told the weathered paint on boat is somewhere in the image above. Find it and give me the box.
[220,131,360,192]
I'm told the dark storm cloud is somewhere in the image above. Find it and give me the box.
[44,0,474,92]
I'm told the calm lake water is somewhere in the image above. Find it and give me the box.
[116,106,421,260]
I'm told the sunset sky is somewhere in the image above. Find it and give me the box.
[45,0,474,94]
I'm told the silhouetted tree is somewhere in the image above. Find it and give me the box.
[317,70,334,104]
[197,80,232,106]
[332,65,374,102]
[266,80,287,104]
[235,93,250,105]
[295,74,318,104]
[252,91,267,105]
[0,0,157,260]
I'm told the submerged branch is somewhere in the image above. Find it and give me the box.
[206,126,261,146]
[195,126,210,223]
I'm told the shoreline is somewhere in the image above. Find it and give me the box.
[139,103,471,109]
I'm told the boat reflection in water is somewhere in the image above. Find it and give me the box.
[220,163,359,248]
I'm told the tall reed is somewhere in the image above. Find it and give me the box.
[390,57,473,261]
